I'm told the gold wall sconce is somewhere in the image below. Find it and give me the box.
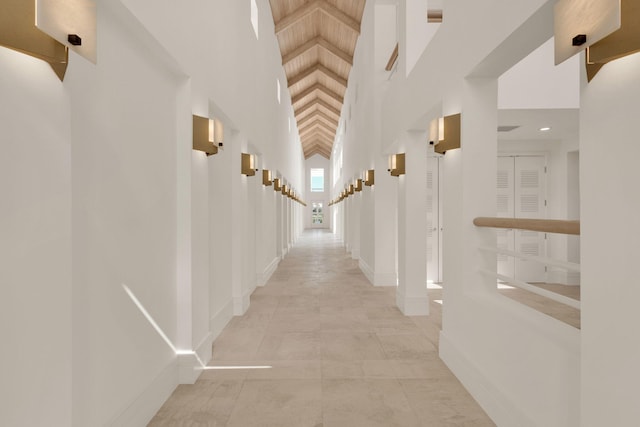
[281,184,288,195]
[554,0,621,66]
[193,115,219,156]
[0,0,97,81]
[241,153,256,176]
[36,0,97,64]
[554,0,640,81]
[212,118,224,147]
[273,178,282,191]
[388,153,406,176]
[585,0,640,81]
[430,113,461,155]
[427,9,443,23]
[355,179,363,192]
[364,170,375,186]
[348,184,355,195]
[262,170,273,186]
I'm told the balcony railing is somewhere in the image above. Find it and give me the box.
[474,217,581,315]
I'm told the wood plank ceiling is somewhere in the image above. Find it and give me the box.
[268,0,366,159]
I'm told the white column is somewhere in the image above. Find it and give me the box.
[396,131,429,315]
[351,189,361,259]
[373,157,398,286]
[580,52,640,426]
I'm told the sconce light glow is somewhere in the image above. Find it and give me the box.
[539,127,552,132]
[122,283,178,354]
[208,119,214,143]
[122,284,273,372]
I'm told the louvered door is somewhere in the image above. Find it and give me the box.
[514,156,547,282]
[497,156,547,282]
[497,157,515,278]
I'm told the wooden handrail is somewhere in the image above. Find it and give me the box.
[385,43,399,71]
[473,217,580,235]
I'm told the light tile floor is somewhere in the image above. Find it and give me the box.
[148,229,494,427]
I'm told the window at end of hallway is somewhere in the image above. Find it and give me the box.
[310,168,324,192]
[251,0,259,39]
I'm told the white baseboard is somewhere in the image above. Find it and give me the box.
[548,269,581,286]
[439,332,535,427]
[210,298,233,341]
[374,272,397,287]
[109,359,178,427]
[359,259,374,284]
[259,257,279,286]
[178,331,214,384]
[233,289,251,315]
[396,288,429,315]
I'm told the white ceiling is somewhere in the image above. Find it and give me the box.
[498,108,579,142]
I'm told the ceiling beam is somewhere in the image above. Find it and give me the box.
[316,63,348,87]
[282,36,353,67]
[303,135,334,148]
[299,119,336,135]
[317,37,354,66]
[300,126,335,140]
[287,64,320,88]
[300,129,335,143]
[305,149,331,159]
[305,143,332,158]
[305,142,332,154]
[274,0,321,35]
[291,83,344,106]
[314,99,342,118]
[294,98,341,119]
[297,110,339,128]
[318,1,360,34]
[288,63,348,88]
[275,0,360,36]
[282,37,319,65]
[300,120,336,135]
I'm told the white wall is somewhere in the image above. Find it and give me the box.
[498,37,580,109]
[0,47,72,427]
[66,5,182,424]
[580,51,640,426]
[1,0,306,425]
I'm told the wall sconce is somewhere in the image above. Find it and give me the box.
[273,178,281,191]
[389,153,406,176]
[193,115,219,156]
[241,153,256,176]
[262,170,272,186]
[347,184,354,195]
[0,0,71,80]
[584,1,640,81]
[281,184,288,195]
[212,118,224,147]
[431,113,461,155]
[554,0,621,66]
[364,170,375,186]
[355,179,363,192]
[36,0,97,64]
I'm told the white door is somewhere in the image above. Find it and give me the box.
[497,156,547,282]
[426,155,441,282]
[514,156,547,282]
[497,157,515,278]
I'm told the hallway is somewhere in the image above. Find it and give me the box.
[149,230,494,426]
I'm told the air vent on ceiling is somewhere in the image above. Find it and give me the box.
[498,125,521,132]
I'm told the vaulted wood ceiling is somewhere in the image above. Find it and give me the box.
[268,0,366,159]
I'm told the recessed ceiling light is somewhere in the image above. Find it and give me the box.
[539,127,551,132]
